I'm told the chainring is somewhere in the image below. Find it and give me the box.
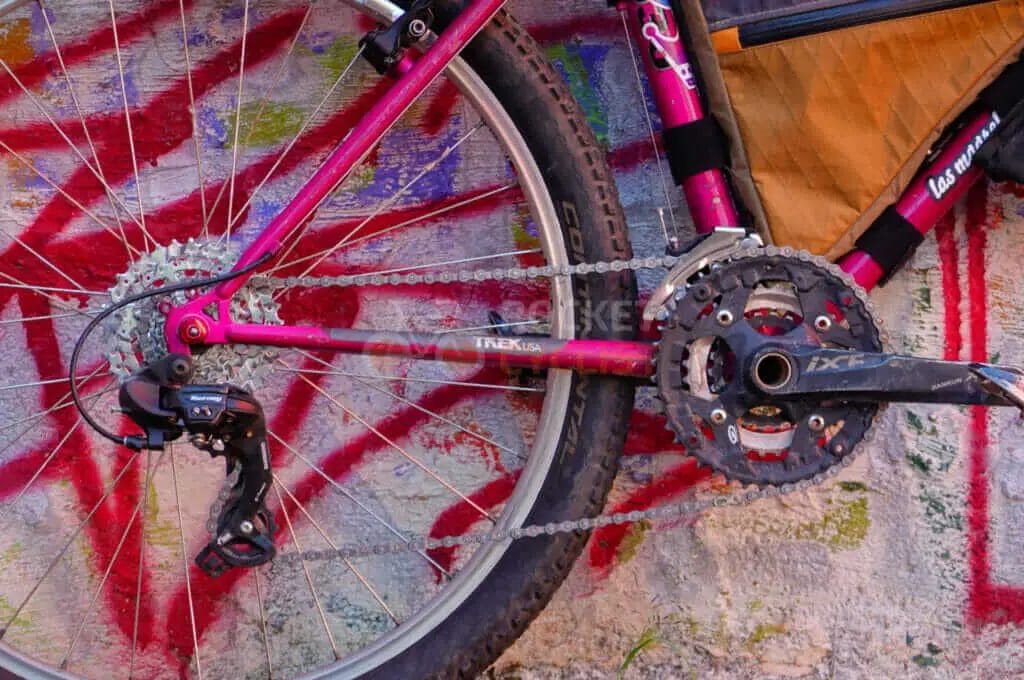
[105,239,282,388]
[656,249,885,486]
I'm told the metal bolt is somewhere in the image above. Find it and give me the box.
[408,18,428,37]
[186,325,202,339]
[808,414,826,431]
[711,409,728,424]
[239,520,254,535]
[655,308,670,321]
[814,315,832,332]
[716,309,734,326]
[831,442,846,456]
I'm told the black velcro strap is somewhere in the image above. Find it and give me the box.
[854,205,924,280]
[981,58,1024,117]
[663,118,729,184]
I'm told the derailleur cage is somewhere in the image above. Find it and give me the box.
[118,354,276,577]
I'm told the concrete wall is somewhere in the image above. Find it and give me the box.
[0,1,1021,678]
[490,4,1024,679]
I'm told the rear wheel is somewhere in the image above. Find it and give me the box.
[0,1,635,678]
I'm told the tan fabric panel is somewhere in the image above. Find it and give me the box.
[679,0,771,238]
[717,0,1024,256]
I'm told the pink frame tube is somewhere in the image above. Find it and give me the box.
[162,0,1002,382]
[167,0,506,353]
[226,324,656,378]
[839,109,1000,291]
[619,0,740,233]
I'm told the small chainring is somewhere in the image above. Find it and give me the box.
[656,250,884,486]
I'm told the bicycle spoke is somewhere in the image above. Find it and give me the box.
[284,123,487,280]
[60,479,150,670]
[281,360,497,523]
[225,0,251,241]
[273,477,399,625]
[0,448,140,639]
[0,279,107,298]
[0,142,138,259]
[108,0,155,250]
[178,0,210,235]
[0,372,103,394]
[254,569,274,679]
[170,444,204,680]
[0,273,100,323]
[37,0,136,264]
[273,367,544,393]
[0,310,100,328]
[203,4,317,236]
[0,377,113,521]
[0,374,114,464]
[267,429,452,579]
[218,42,367,243]
[272,483,341,660]
[0,232,88,293]
[295,350,525,462]
[129,449,157,680]
[0,60,146,234]
[1,419,82,518]
[316,182,520,256]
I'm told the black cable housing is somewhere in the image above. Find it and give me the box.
[69,252,275,449]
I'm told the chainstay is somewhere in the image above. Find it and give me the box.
[265,244,888,566]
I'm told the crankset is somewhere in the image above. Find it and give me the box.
[655,246,1024,486]
[118,354,276,577]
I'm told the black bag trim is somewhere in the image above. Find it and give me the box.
[980,58,1024,117]
[854,205,924,282]
[663,118,730,183]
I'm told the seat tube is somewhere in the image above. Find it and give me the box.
[617,0,740,233]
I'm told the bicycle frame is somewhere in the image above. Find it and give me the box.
[164,0,1010,379]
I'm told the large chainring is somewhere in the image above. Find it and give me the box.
[656,249,885,486]
[105,239,282,388]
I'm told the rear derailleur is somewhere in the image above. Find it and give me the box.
[118,354,275,577]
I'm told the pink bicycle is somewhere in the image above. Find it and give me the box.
[0,0,1019,677]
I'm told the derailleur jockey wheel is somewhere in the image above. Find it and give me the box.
[656,251,884,486]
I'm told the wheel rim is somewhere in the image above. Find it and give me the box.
[0,2,575,677]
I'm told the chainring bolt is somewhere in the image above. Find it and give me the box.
[716,309,735,326]
[692,284,712,302]
[711,409,728,425]
[808,414,826,431]
[814,315,832,332]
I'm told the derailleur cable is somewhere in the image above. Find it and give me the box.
[68,251,274,449]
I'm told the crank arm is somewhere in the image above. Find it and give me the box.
[753,346,1021,407]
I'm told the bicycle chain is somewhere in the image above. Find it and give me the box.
[251,244,887,566]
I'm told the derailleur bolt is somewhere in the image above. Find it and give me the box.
[814,315,832,332]
[716,310,734,326]
[808,414,826,431]
[710,408,728,424]
[408,17,428,38]
[239,520,254,535]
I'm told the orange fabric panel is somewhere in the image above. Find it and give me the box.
[717,0,1024,255]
